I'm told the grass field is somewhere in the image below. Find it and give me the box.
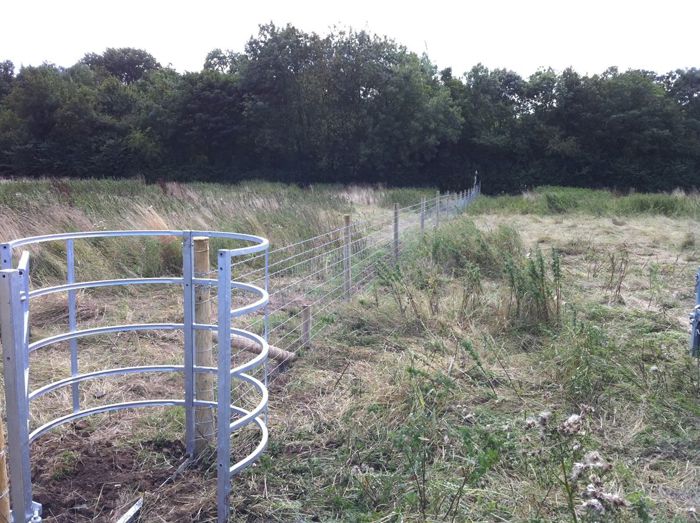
[0,180,698,522]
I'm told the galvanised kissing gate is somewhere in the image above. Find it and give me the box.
[0,230,270,522]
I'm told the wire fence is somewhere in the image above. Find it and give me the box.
[231,186,480,387]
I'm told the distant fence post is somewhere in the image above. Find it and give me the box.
[302,304,312,348]
[420,196,426,234]
[343,214,351,299]
[393,203,399,264]
[194,236,215,453]
[435,190,441,229]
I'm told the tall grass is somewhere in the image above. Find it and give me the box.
[0,178,425,286]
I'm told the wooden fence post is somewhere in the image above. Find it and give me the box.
[343,214,351,299]
[393,203,399,264]
[302,305,311,348]
[435,190,441,229]
[194,236,215,454]
[420,196,426,234]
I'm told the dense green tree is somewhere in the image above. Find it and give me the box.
[0,25,698,191]
[168,71,244,168]
[81,48,161,84]
[0,60,14,101]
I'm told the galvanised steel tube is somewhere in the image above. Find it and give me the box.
[216,251,233,522]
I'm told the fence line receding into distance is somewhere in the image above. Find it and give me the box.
[236,184,481,381]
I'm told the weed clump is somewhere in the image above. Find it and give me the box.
[421,219,522,277]
[504,248,562,327]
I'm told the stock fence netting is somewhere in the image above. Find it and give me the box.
[233,188,479,383]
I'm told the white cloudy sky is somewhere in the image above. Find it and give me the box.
[2,0,698,77]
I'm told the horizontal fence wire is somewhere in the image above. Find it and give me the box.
[229,189,478,387]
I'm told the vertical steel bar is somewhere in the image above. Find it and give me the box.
[216,251,232,523]
[420,197,426,235]
[0,268,34,522]
[66,239,80,413]
[182,233,195,456]
[264,249,270,392]
[393,203,399,264]
[263,248,270,424]
[343,215,351,300]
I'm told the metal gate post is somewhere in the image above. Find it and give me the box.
[216,252,233,522]
[66,239,80,413]
[0,258,37,522]
[182,233,196,456]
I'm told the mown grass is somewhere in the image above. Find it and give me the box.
[468,186,700,218]
[233,209,698,522]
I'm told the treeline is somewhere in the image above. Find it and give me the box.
[0,23,699,193]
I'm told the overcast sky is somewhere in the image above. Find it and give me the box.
[2,0,698,78]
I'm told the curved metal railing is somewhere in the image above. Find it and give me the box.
[0,230,270,522]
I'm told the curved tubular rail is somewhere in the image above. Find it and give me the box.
[229,374,268,432]
[29,279,268,318]
[28,399,186,443]
[29,277,184,299]
[230,416,268,475]
[29,365,186,401]
[28,378,269,447]
[4,229,269,253]
[193,325,270,375]
[230,329,269,376]
[28,323,184,352]
[231,282,269,317]
[28,361,270,406]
